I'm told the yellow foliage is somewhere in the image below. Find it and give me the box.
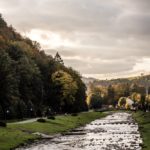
[146,95,150,103]
[125,103,130,109]
[86,93,92,105]
[118,97,126,107]
[131,92,141,102]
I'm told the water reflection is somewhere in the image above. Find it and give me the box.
[18,113,142,150]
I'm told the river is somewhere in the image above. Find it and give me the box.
[17,112,142,150]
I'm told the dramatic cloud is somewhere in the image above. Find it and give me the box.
[1,0,150,78]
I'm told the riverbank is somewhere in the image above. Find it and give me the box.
[18,112,142,150]
[0,111,107,150]
[132,111,150,150]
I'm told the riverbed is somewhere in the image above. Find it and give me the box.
[17,112,142,150]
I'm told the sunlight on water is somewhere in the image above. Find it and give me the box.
[18,113,142,150]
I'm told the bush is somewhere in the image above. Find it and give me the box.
[0,121,7,127]
[47,115,55,120]
[71,113,78,116]
[94,108,107,112]
[37,118,46,123]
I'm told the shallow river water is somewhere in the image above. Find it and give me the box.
[18,112,142,150]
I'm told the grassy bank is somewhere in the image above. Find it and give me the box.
[0,111,107,150]
[132,111,150,150]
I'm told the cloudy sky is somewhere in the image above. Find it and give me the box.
[1,0,150,79]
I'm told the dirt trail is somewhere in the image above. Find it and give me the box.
[17,112,142,150]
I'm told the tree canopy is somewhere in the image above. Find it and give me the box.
[0,14,88,119]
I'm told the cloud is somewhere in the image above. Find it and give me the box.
[0,0,150,78]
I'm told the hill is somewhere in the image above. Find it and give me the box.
[84,74,150,88]
[0,14,88,120]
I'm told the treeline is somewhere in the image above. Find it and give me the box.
[88,76,150,111]
[88,84,117,109]
[0,14,88,120]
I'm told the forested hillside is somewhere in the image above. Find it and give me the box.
[87,74,150,111]
[0,14,88,120]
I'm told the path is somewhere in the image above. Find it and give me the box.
[10,118,41,124]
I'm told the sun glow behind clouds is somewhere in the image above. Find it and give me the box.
[24,29,75,49]
[23,29,150,79]
[133,58,150,71]
[1,0,150,79]
[84,57,150,79]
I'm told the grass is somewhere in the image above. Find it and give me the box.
[0,111,107,150]
[132,111,150,150]
[0,128,37,150]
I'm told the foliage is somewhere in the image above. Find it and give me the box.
[88,74,150,111]
[71,113,78,116]
[37,118,46,123]
[107,85,116,105]
[125,103,130,109]
[133,111,150,150]
[89,87,102,109]
[47,115,55,120]
[0,121,6,127]
[54,52,64,65]
[118,97,126,107]
[51,70,78,112]
[0,14,87,119]
[0,112,107,150]
[66,68,88,112]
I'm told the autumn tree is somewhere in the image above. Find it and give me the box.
[0,14,88,119]
[89,87,102,109]
[107,85,116,106]
[51,70,78,112]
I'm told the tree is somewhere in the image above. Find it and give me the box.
[89,87,102,109]
[130,83,139,93]
[0,50,19,119]
[0,14,88,119]
[0,14,7,28]
[51,70,78,112]
[107,85,116,106]
[66,67,88,112]
[54,52,64,65]
[123,83,130,97]
[16,56,42,114]
[118,97,126,108]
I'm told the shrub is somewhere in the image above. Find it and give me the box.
[0,121,7,127]
[37,118,46,123]
[71,113,78,116]
[47,115,55,120]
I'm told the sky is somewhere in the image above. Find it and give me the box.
[1,0,150,79]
